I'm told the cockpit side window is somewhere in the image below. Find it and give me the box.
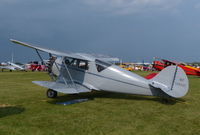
[95,59,112,72]
[78,60,89,70]
[64,57,89,70]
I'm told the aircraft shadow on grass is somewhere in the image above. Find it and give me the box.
[0,106,25,118]
[48,91,186,105]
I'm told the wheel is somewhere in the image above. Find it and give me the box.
[47,89,57,98]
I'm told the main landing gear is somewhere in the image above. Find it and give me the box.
[47,89,57,98]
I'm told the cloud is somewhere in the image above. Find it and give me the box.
[83,0,183,15]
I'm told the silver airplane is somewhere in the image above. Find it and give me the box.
[10,39,189,99]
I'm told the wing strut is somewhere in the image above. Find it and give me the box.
[35,49,45,65]
[35,49,57,81]
[62,59,77,90]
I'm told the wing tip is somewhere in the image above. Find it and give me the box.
[9,39,33,48]
[10,39,16,42]
[10,39,21,44]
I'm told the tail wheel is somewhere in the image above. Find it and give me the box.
[47,89,57,98]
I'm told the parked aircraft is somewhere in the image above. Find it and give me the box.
[0,52,26,72]
[26,61,47,71]
[10,39,189,99]
[153,59,200,76]
[8,62,25,70]
[119,63,133,71]
[0,61,25,72]
[0,64,16,72]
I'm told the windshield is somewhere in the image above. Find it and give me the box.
[95,59,112,72]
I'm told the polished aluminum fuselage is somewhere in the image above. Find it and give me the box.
[54,58,156,96]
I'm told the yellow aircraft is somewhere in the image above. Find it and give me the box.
[119,64,133,71]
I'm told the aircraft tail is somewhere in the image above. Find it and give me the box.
[149,66,189,98]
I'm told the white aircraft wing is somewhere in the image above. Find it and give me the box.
[76,53,120,63]
[95,57,119,63]
[10,39,119,63]
[10,39,90,61]
[7,62,24,70]
[0,65,16,70]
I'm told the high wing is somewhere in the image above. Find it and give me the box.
[10,39,91,61]
[10,39,119,63]
[76,53,120,63]
[87,54,119,63]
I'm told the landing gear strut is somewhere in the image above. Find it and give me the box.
[47,89,57,98]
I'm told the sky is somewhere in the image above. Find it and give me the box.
[1,0,200,63]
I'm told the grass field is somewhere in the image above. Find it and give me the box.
[0,71,200,135]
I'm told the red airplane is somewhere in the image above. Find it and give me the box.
[30,64,46,71]
[26,61,46,71]
[153,59,200,76]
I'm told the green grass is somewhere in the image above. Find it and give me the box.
[0,71,200,135]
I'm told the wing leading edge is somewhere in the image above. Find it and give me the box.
[10,39,90,61]
[10,39,119,63]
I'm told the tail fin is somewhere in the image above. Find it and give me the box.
[149,66,189,98]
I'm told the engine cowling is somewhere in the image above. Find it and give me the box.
[51,57,62,76]
[46,56,62,77]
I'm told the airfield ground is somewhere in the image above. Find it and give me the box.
[0,71,200,135]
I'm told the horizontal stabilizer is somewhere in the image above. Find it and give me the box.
[149,66,189,98]
[32,81,91,94]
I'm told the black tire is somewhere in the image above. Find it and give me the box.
[47,89,57,98]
